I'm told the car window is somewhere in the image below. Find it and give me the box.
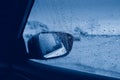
[23,0,120,79]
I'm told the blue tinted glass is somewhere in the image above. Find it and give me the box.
[38,34,62,54]
[23,0,120,79]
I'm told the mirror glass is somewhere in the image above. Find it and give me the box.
[38,33,66,58]
[28,32,73,59]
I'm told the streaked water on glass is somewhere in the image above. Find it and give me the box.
[23,0,120,79]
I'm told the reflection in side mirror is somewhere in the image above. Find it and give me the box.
[28,32,73,59]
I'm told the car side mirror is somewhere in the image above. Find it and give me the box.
[28,32,73,59]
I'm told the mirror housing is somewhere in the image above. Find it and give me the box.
[28,32,73,59]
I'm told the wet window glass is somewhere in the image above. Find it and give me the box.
[23,0,120,79]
